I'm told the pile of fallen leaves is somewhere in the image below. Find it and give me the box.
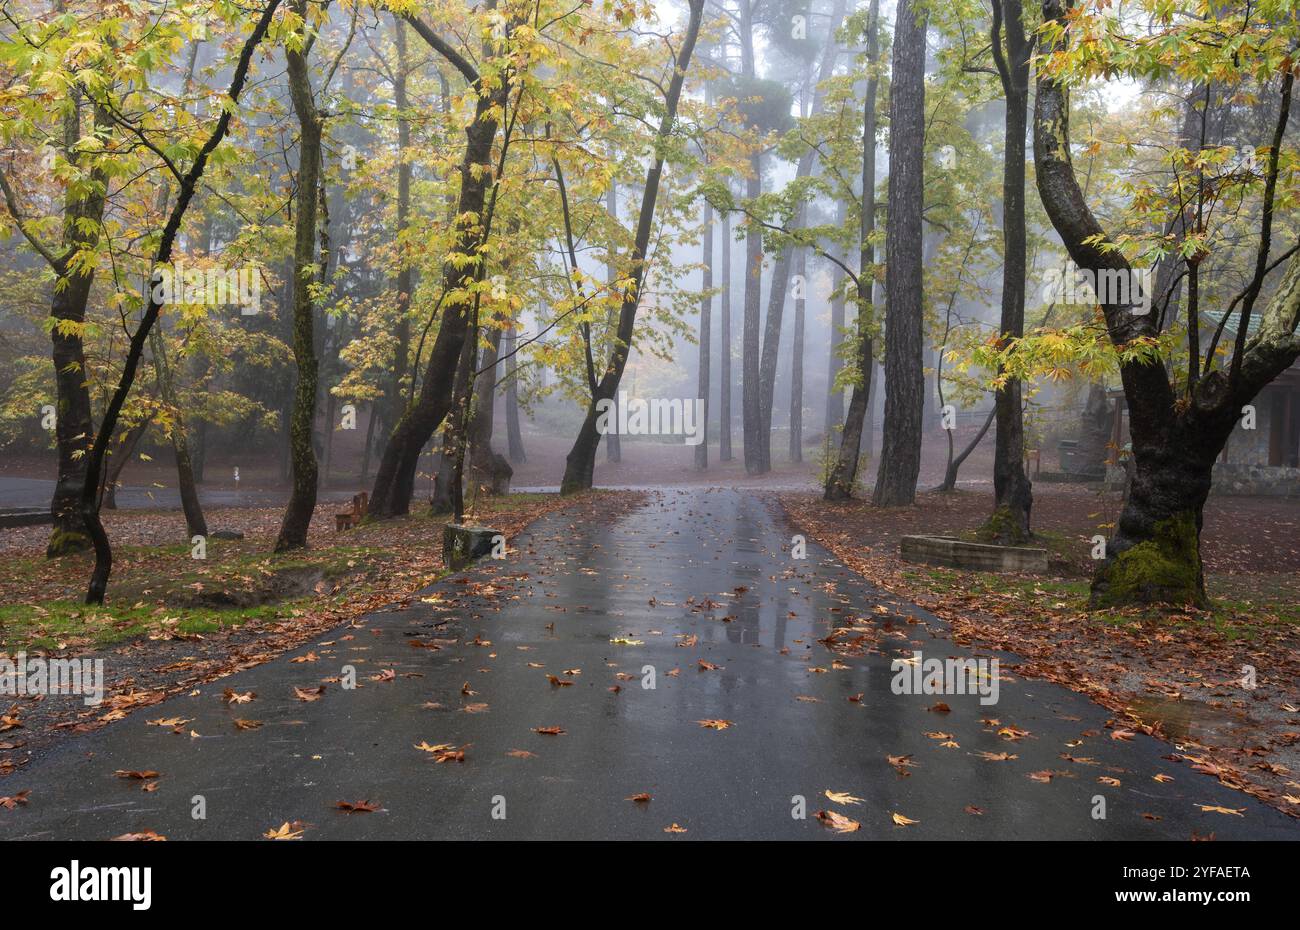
[780,491,1300,817]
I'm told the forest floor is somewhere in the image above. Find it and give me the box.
[780,486,1300,816]
[0,489,638,774]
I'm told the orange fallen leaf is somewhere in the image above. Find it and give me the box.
[816,809,861,833]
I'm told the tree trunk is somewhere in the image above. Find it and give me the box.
[81,0,282,603]
[823,200,847,440]
[983,0,1033,542]
[46,97,109,557]
[387,14,414,438]
[696,202,713,470]
[101,416,154,510]
[433,323,478,514]
[1034,0,1300,607]
[788,245,805,463]
[369,19,509,518]
[940,406,995,492]
[559,0,705,494]
[741,153,764,475]
[274,7,324,552]
[824,0,879,501]
[756,0,845,471]
[503,325,526,462]
[719,208,734,461]
[604,183,622,464]
[149,327,207,538]
[469,318,512,493]
[872,0,926,507]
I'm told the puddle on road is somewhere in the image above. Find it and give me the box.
[1125,695,1248,744]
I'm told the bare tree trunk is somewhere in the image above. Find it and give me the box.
[503,325,526,463]
[604,183,622,464]
[788,245,805,463]
[940,406,995,492]
[101,416,154,510]
[719,209,734,461]
[741,152,764,475]
[469,318,512,493]
[756,0,845,472]
[872,0,927,507]
[696,202,713,470]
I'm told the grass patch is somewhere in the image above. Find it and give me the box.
[0,597,311,651]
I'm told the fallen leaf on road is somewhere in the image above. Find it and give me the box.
[335,800,381,813]
[825,790,864,805]
[816,810,861,833]
[264,822,305,840]
[697,719,732,730]
[0,790,30,809]
[891,812,919,827]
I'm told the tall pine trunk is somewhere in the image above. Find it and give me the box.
[696,202,713,470]
[503,325,526,462]
[719,209,734,461]
[823,200,847,440]
[824,0,880,500]
[983,0,1033,542]
[788,245,805,463]
[741,154,763,475]
[873,0,926,506]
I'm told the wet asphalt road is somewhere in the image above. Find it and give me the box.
[3,488,1297,840]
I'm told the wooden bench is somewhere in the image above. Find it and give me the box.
[335,491,369,531]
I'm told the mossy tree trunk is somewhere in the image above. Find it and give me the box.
[274,0,324,553]
[1035,0,1300,608]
